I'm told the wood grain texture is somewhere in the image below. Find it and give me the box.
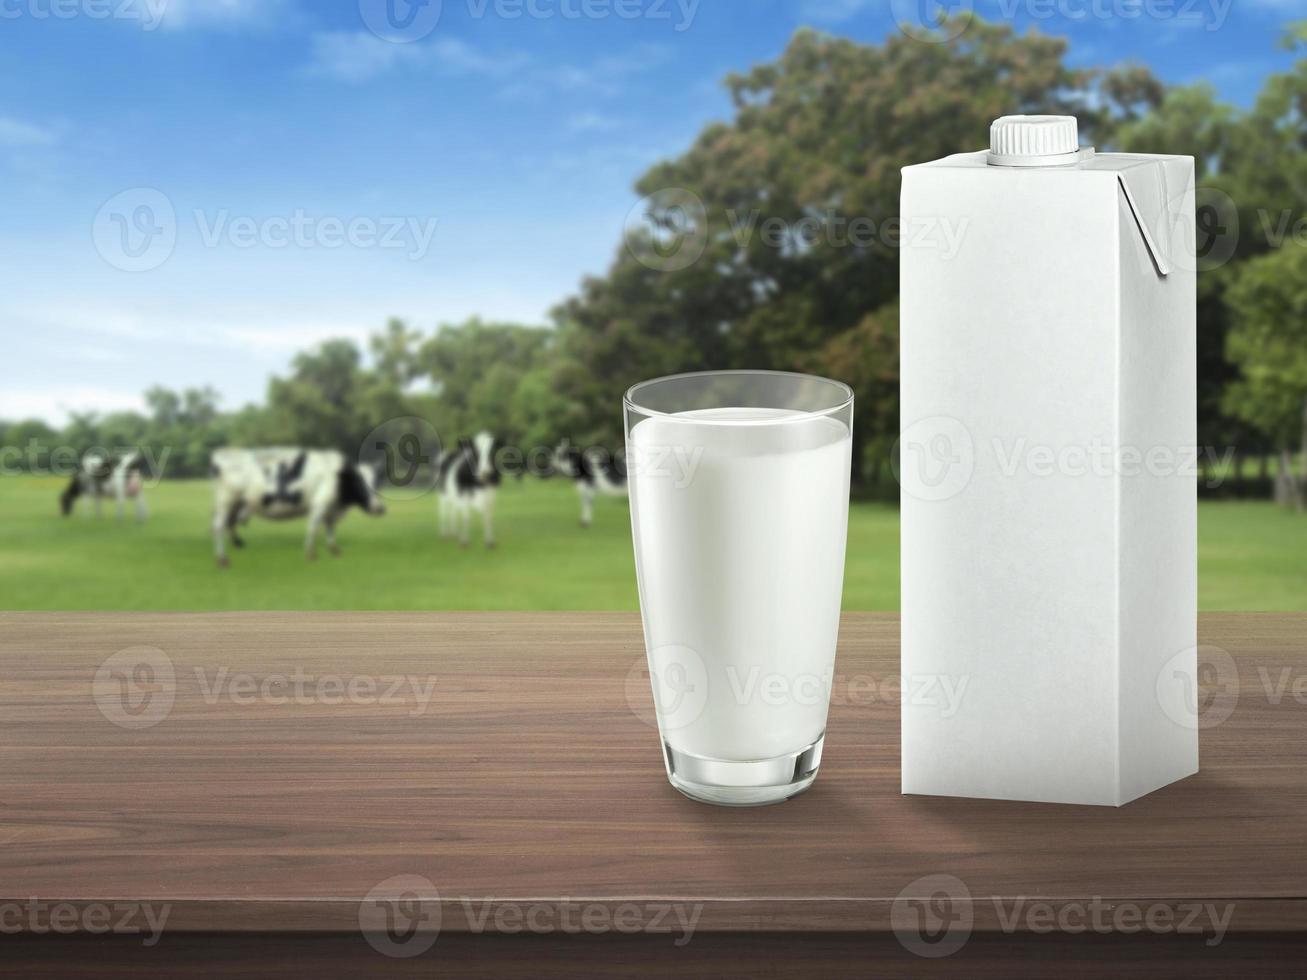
[0,612,1304,947]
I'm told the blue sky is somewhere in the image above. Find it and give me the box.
[0,0,1298,422]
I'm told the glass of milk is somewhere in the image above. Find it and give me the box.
[625,370,853,806]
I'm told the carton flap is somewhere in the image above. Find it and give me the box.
[1116,167,1171,277]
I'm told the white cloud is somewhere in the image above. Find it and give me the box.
[798,0,873,23]
[219,321,372,354]
[500,43,672,101]
[432,37,525,75]
[14,302,368,356]
[47,345,127,364]
[566,111,621,133]
[595,43,673,77]
[305,33,667,97]
[0,116,58,148]
[305,31,423,82]
[153,0,294,30]
[0,386,146,425]
[22,304,168,342]
[305,32,527,83]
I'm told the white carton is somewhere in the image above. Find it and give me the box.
[899,116,1198,806]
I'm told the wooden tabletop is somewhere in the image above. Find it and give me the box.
[2,612,1305,976]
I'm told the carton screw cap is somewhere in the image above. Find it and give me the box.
[988,115,1081,166]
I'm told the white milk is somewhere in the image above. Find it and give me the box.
[629,407,852,761]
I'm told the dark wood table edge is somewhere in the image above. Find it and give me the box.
[2,897,1303,934]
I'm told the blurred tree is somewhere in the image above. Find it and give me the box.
[417,318,554,445]
[510,359,589,450]
[61,413,104,454]
[553,19,1148,480]
[1093,62,1166,126]
[96,411,150,449]
[370,317,424,388]
[1219,24,1307,501]
[225,402,280,449]
[1231,23,1307,238]
[140,385,227,476]
[0,418,59,471]
[811,301,899,490]
[1224,242,1307,509]
[145,387,182,428]
[264,340,371,451]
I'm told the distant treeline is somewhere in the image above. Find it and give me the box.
[3,17,1306,504]
[0,318,571,479]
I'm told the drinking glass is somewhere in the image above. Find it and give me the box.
[625,370,854,806]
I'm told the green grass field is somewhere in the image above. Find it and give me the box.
[0,476,1302,610]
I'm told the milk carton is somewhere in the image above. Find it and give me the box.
[899,115,1198,806]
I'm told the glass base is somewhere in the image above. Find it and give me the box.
[662,735,824,807]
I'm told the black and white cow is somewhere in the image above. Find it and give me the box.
[210,448,385,567]
[437,431,500,548]
[552,442,627,528]
[60,451,149,522]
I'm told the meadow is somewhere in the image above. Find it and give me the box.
[0,476,1302,611]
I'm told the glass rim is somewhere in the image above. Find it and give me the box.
[623,369,854,425]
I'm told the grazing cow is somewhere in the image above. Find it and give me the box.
[210,448,385,568]
[60,451,149,522]
[553,442,627,528]
[437,432,500,548]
